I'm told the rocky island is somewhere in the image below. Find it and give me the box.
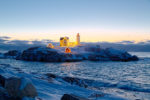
[0,45,138,62]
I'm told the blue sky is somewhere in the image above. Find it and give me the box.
[0,0,150,42]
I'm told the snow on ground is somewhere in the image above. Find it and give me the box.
[0,63,126,100]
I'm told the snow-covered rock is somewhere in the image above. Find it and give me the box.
[21,47,64,62]
[104,48,138,61]
[88,54,110,61]
[87,48,138,61]
[5,77,37,99]
[2,46,139,62]
[4,50,21,59]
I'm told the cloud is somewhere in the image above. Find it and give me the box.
[82,40,150,52]
[0,36,150,52]
[0,36,10,39]
[116,41,135,44]
[0,36,56,52]
[98,41,150,52]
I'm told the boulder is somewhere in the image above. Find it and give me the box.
[62,77,88,88]
[0,75,6,87]
[0,86,13,100]
[5,77,37,99]
[45,73,57,78]
[61,94,89,100]
[129,55,139,61]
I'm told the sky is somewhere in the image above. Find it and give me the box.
[1,36,150,52]
[0,0,150,42]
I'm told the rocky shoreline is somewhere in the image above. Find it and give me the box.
[0,63,127,100]
[0,46,139,62]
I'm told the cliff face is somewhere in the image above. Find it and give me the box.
[0,46,139,62]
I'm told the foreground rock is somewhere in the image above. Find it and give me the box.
[5,77,37,99]
[61,94,89,100]
[0,75,17,100]
[0,86,10,100]
[0,75,5,87]
[45,73,88,88]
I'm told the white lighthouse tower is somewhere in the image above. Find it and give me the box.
[76,33,80,46]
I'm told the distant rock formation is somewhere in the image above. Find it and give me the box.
[1,46,139,62]
[88,48,138,61]
[4,50,21,59]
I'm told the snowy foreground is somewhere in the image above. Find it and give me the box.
[0,45,138,62]
[0,63,127,100]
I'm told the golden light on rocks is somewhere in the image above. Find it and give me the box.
[65,48,71,53]
[47,43,54,48]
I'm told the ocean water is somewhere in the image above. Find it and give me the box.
[0,52,150,100]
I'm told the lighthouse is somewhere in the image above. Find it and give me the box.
[76,33,80,46]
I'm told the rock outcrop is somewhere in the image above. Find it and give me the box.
[5,77,37,99]
[45,73,88,88]
[63,53,83,62]
[45,73,57,78]
[0,86,11,100]
[104,48,138,61]
[21,47,64,62]
[4,50,21,59]
[61,94,89,100]
[0,75,5,87]
[62,77,88,88]
[2,46,139,62]
[88,48,138,61]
